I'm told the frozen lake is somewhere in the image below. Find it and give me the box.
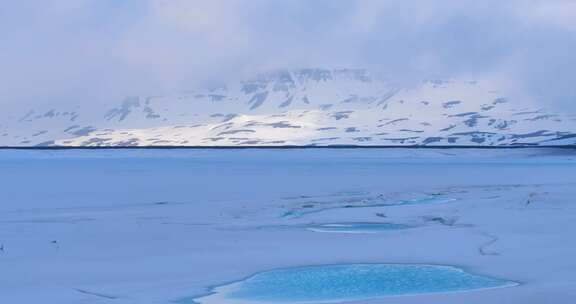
[1,148,576,303]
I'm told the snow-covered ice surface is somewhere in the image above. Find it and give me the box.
[1,148,576,304]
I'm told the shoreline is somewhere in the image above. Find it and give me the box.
[0,145,575,150]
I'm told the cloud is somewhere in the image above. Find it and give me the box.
[1,0,575,113]
[517,0,576,32]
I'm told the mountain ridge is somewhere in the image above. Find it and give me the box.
[2,68,576,147]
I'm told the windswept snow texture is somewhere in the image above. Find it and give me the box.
[1,148,576,304]
[191,264,516,304]
[1,69,575,146]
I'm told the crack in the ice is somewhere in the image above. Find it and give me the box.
[73,288,119,300]
[478,232,500,256]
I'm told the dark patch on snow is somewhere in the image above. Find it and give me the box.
[488,119,515,130]
[440,125,457,132]
[525,114,558,121]
[493,97,508,104]
[272,71,296,92]
[43,109,56,118]
[218,129,255,136]
[36,140,55,147]
[114,138,140,146]
[331,111,353,120]
[71,126,97,136]
[423,137,443,144]
[19,110,35,122]
[379,118,408,126]
[543,133,576,142]
[265,122,301,129]
[143,106,160,119]
[241,83,265,95]
[105,97,140,122]
[150,140,172,144]
[341,95,359,103]
[312,137,340,142]
[462,115,488,127]
[208,94,226,102]
[442,100,462,108]
[63,125,80,133]
[211,122,234,131]
[380,137,420,143]
[82,138,112,146]
[249,92,269,110]
[450,112,477,117]
[32,130,48,137]
[452,131,497,136]
[451,131,498,144]
[297,68,333,82]
[317,127,337,131]
[238,140,262,145]
[377,90,399,106]
[279,96,294,108]
[221,114,238,122]
[512,110,541,116]
[334,68,371,82]
[509,130,554,139]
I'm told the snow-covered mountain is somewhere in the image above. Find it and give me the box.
[2,68,576,146]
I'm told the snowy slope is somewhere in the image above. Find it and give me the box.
[2,69,575,146]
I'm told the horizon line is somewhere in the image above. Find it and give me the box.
[1,145,575,150]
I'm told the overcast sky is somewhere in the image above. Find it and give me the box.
[2,0,576,112]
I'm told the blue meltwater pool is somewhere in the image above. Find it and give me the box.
[184,264,518,304]
[305,222,413,234]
